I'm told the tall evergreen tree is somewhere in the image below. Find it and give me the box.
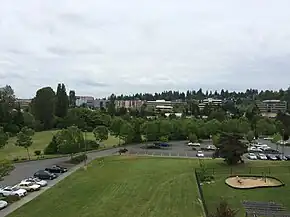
[55,83,69,118]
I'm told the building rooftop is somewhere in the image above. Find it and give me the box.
[262,100,283,103]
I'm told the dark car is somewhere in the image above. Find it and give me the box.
[276,155,287,161]
[45,165,68,173]
[266,154,278,161]
[34,170,57,180]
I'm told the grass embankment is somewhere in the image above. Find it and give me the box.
[0,130,121,160]
[202,160,290,217]
[8,157,204,217]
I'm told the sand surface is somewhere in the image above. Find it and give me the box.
[225,176,282,188]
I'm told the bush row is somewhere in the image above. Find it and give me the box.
[69,154,88,164]
[0,160,14,180]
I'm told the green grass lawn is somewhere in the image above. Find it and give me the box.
[201,160,290,217]
[0,130,121,160]
[7,157,204,217]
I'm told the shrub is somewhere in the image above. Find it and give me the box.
[5,194,21,203]
[13,157,19,162]
[33,120,44,132]
[34,150,41,156]
[84,140,99,150]
[0,160,14,180]
[20,157,28,161]
[69,154,87,164]
[44,135,59,155]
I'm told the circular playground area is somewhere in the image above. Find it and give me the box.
[225,176,284,189]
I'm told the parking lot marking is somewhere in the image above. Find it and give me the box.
[152,152,155,156]
[186,152,188,157]
[161,153,163,156]
[169,152,171,156]
[177,153,179,157]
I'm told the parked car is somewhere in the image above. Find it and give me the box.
[263,137,273,140]
[285,155,290,160]
[264,149,279,154]
[17,181,41,192]
[23,178,47,187]
[257,153,267,160]
[0,200,8,210]
[276,155,287,161]
[266,154,278,160]
[34,170,57,180]
[247,153,257,160]
[45,165,67,173]
[0,186,27,197]
[206,145,216,151]
[196,151,204,157]
[248,147,263,153]
[188,142,200,147]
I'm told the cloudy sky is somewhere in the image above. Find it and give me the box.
[1,0,290,98]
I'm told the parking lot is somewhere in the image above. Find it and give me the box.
[128,140,215,158]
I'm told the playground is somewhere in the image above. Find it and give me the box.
[225,175,283,189]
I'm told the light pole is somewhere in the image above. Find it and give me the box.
[282,129,285,160]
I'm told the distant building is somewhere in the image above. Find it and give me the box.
[94,99,108,108]
[146,100,185,113]
[198,98,223,110]
[16,99,31,108]
[115,100,145,109]
[76,96,95,107]
[256,100,287,117]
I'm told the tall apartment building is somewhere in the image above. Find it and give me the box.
[256,100,287,116]
[198,98,223,110]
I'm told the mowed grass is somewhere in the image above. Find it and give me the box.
[202,160,290,217]
[8,157,204,217]
[1,130,121,160]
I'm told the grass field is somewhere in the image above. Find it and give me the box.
[7,157,204,217]
[201,160,290,217]
[0,130,121,160]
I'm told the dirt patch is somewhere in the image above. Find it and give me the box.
[225,176,283,189]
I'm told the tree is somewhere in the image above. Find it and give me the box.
[119,122,134,144]
[0,127,8,149]
[256,119,276,136]
[32,87,55,129]
[159,135,169,142]
[212,134,220,146]
[141,121,159,141]
[15,127,34,160]
[246,130,255,143]
[209,200,238,217]
[44,135,59,154]
[188,133,198,143]
[213,133,247,165]
[110,117,124,144]
[93,126,109,144]
[69,90,76,108]
[107,94,116,116]
[56,126,84,158]
[55,83,69,118]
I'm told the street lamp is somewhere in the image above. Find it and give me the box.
[282,129,285,160]
[84,130,87,166]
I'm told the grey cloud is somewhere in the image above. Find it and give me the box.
[47,46,103,56]
[79,79,109,87]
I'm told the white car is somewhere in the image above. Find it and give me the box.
[263,137,273,140]
[196,151,204,157]
[188,142,200,147]
[23,178,47,187]
[0,200,8,209]
[248,153,257,160]
[0,186,27,197]
[257,153,267,160]
[248,147,263,152]
[17,181,41,192]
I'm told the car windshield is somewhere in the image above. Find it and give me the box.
[34,178,41,182]
[11,187,19,191]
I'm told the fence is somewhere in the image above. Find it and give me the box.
[195,169,209,217]
[195,165,290,177]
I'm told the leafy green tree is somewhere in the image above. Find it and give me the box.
[15,127,34,160]
[12,104,24,128]
[55,83,69,118]
[32,87,55,129]
[107,94,116,116]
[93,126,109,144]
[188,133,198,143]
[246,130,255,143]
[0,127,9,149]
[131,118,143,142]
[119,122,134,144]
[23,112,35,129]
[205,119,222,136]
[213,133,247,165]
[56,126,84,158]
[44,135,59,154]
[212,134,220,146]
[110,117,124,144]
[208,110,226,122]
[141,121,159,141]
[256,118,276,136]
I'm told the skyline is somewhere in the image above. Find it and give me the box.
[1,0,290,98]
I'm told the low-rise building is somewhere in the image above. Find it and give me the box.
[94,99,108,109]
[256,100,287,117]
[16,99,31,108]
[198,98,223,110]
[115,100,145,109]
[146,99,185,113]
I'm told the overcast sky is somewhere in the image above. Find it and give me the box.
[1,0,290,98]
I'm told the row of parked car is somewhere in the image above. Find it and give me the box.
[247,153,290,161]
[0,165,68,210]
